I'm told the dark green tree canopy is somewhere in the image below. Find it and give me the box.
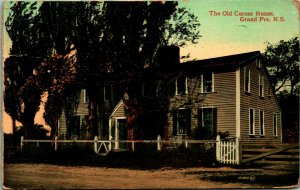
[263,37,299,95]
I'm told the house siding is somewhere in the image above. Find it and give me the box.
[168,68,237,139]
[240,58,282,145]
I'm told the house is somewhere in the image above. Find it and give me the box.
[58,50,282,148]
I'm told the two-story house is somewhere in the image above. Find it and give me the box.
[58,50,282,148]
[169,51,282,145]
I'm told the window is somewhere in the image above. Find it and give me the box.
[259,74,264,97]
[203,72,214,93]
[249,108,255,135]
[257,58,261,68]
[104,85,113,101]
[259,110,265,136]
[176,75,187,95]
[273,113,277,136]
[83,89,89,104]
[244,67,250,93]
[267,87,271,97]
[198,108,217,136]
[173,108,191,135]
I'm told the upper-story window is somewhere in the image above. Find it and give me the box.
[83,89,89,104]
[256,57,261,68]
[201,72,214,93]
[176,75,188,95]
[104,85,113,101]
[259,74,264,97]
[244,67,250,93]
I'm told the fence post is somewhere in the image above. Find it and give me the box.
[108,135,112,151]
[157,135,161,151]
[54,136,58,151]
[20,136,24,150]
[94,136,98,153]
[185,139,188,149]
[37,140,39,148]
[216,135,220,162]
[132,140,135,152]
[236,137,241,165]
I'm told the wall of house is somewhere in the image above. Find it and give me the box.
[58,89,89,139]
[168,67,237,139]
[240,58,282,145]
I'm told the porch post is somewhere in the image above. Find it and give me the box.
[108,118,112,151]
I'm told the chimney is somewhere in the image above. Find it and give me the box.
[157,46,180,72]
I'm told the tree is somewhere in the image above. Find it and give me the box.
[4,2,44,139]
[263,37,299,142]
[262,37,299,95]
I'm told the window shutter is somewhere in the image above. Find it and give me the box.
[172,110,178,136]
[187,108,191,136]
[212,108,217,136]
[198,109,203,128]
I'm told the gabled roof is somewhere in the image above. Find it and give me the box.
[182,51,261,69]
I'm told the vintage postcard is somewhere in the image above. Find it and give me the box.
[2,0,299,189]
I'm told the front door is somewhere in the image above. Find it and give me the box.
[115,118,127,150]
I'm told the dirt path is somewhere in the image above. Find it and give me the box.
[3,163,298,189]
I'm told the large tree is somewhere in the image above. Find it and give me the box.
[262,37,299,95]
[4,2,44,138]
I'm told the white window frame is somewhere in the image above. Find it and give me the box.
[201,72,214,93]
[83,89,88,104]
[273,113,278,137]
[259,74,264,97]
[249,108,255,135]
[259,110,265,136]
[177,108,188,135]
[257,57,261,68]
[244,67,250,93]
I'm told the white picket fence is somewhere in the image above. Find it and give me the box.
[20,135,242,164]
[216,135,241,165]
[20,136,216,154]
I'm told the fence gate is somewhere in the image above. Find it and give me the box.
[216,135,241,165]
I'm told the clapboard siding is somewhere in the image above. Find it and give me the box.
[110,101,126,119]
[58,111,67,138]
[240,58,282,144]
[168,68,237,138]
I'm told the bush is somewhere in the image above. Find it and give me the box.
[5,143,217,169]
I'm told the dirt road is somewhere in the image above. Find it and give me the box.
[3,163,299,189]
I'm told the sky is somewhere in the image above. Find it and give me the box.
[1,0,299,134]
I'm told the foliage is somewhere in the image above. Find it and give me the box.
[5,1,201,139]
[262,37,299,95]
[4,1,44,138]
